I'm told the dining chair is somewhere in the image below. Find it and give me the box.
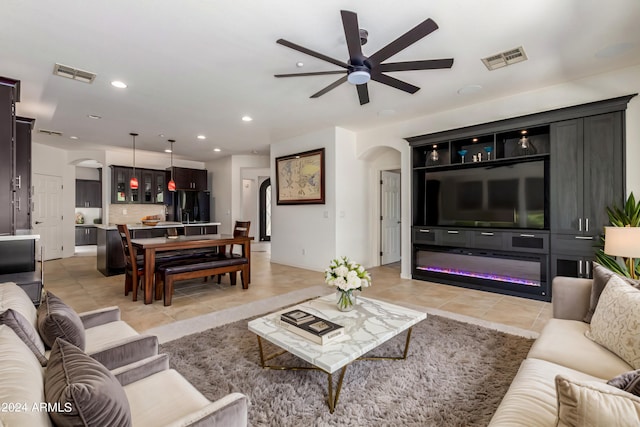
[216,221,251,284]
[117,224,146,302]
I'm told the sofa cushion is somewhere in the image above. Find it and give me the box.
[586,275,640,369]
[0,308,47,366]
[83,320,139,354]
[527,318,633,379]
[123,368,210,426]
[44,338,131,427]
[0,325,52,427]
[37,291,86,350]
[0,281,38,326]
[608,369,640,397]
[584,262,640,323]
[488,358,605,426]
[556,375,640,427]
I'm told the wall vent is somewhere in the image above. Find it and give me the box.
[53,63,96,83]
[481,46,528,70]
[38,129,63,137]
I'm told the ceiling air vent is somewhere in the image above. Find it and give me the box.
[38,129,63,137]
[53,63,96,83]
[481,46,528,71]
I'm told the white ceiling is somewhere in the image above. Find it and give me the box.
[2,0,640,161]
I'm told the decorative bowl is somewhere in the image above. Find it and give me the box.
[141,220,159,227]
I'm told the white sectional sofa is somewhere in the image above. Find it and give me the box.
[0,282,249,426]
[489,270,640,426]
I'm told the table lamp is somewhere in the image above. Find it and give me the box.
[604,226,640,279]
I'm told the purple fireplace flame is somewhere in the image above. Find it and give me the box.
[416,265,541,287]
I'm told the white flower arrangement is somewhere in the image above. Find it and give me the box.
[324,256,371,292]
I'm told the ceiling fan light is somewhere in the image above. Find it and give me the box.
[347,70,370,85]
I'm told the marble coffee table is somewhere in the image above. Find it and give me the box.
[248,294,427,413]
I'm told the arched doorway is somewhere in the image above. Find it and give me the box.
[259,178,271,241]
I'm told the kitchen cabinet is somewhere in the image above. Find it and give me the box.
[75,226,97,246]
[15,117,33,231]
[111,166,166,204]
[76,179,102,208]
[169,167,208,191]
[0,79,18,235]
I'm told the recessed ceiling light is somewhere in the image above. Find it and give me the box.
[241,116,253,122]
[111,80,127,89]
[87,114,102,119]
[70,136,78,140]
[164,149,172,153]
[158,133,165,137]
[213,148,221,152]
[296,62,304,67]
[197,135,206,140]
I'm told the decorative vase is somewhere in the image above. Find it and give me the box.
[336,290,355,312]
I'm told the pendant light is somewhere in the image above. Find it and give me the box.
[167,139,176,192]
[129,132,139,189]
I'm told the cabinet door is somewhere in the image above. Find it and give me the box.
[550,119,584,234]
[193,169,208,191]
[172,167,192,190]
[112,167,128,203]
[0,85,15,235]
[583,112,623,237]
[75,180,86,207]
[87,227,97,245]
[15,118,32,231]
[154,171,166,204]
[129,169,141,203]
[75,228,85,245]
[142,170,154,203]
[86,180,102,207]
[551,254,593,279]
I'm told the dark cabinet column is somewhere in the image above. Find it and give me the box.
[0,84,16,235]
[15,117,33,231]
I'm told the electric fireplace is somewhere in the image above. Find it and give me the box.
[413,246,549,300]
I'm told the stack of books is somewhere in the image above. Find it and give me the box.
[279,309,344,345]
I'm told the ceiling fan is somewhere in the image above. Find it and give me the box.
[274,10,454,105]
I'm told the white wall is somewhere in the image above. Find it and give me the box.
[270,128,336,271]
[206,157,232,233]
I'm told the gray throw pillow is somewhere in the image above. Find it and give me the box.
[608,369,640,397]
[44,338,132,427]
[583,262,640,323]
[0,308,47,366]
[37,291,86,350]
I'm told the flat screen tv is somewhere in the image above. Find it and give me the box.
[424,159,548,229]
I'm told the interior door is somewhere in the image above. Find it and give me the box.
[32,174,63,260]
[381,170,401,265]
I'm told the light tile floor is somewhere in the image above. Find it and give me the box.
[44,248,551,333]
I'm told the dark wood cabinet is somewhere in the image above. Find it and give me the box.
[169,167,207,191]
[111,166,167,204]
[75,226,97,246]
[0,79,32,235]
[550,112,623,237]
[76,179,102,208]
[409,95,634,299]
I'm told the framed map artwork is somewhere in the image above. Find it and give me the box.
[275,148,325,205]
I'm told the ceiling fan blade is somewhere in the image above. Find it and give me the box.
[341,10,363,60]
[310,75,348,98]
[276,39,349,69]
[368,18,439,65]
[379,58,454,72]
[356,83,370,105]
[275,70,346,78]
[371,73,420,94]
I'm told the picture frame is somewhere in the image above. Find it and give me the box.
[275,148,325,205]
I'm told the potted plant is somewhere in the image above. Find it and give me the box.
[595,192,640,277]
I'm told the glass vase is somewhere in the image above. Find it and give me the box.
[336,290,355,312]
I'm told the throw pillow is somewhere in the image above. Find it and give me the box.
[585,275,640,369]
[608,369,640,397]
[0,309,47,366]
[44,338,132,427]
[555,375,640,427]
[36,291,86,350]
[584,262,640,323]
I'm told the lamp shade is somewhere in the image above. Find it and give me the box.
[604,226,640,257]
[167,179,176,192]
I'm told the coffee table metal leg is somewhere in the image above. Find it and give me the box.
[359,327,414,361]
[327,366,348,414]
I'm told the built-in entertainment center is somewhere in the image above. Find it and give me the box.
[408,94,636,301]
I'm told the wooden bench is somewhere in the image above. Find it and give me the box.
[155,255,249,306]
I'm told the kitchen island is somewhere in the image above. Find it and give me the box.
[96,222,221,276]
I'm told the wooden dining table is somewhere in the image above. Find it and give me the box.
[130,233,251,304]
